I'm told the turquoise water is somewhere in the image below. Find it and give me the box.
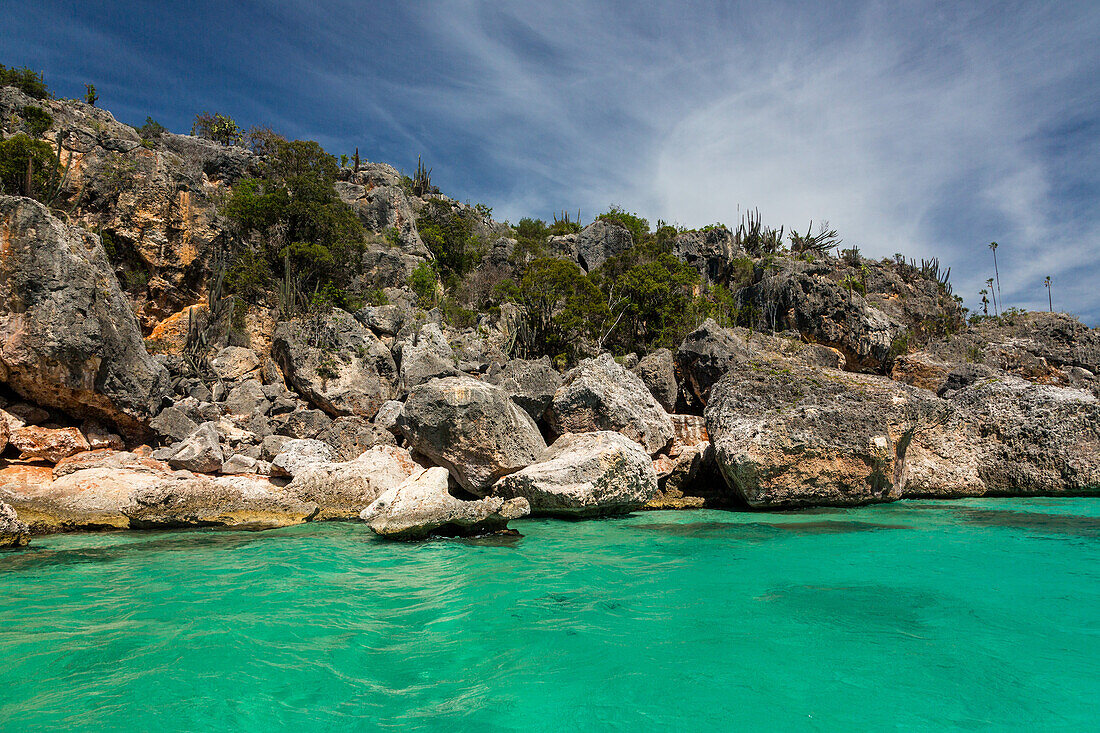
[1,498,1098,731]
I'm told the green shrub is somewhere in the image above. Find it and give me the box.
[416,200,484,283]
[0,64,49,98]
[221,138,365,304]
[408,262,440,305]
[21,105,51,137]
[191,112,242,145]
[137,116,167,139]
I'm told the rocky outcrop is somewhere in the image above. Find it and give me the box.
[316,415,395,461]
[676,320,753,406]
[705,351,973,508]
[283,444,418,520]
[0,196,171,435]
[273,310,397,419]
[0,501,30,548]
[167,423,224,473]
[360,466,530,540]
[270,439,340,478]
[632,349,677,412]
[483,356,562,421]
[549,220,634,272]
[547,353,673,454]
[398,376,546,494]
[493,431,657,516]
[672,226,746,283]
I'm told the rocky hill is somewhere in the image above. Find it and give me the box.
[0,84,1096,546]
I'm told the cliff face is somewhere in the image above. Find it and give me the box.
[0,87,1095,537]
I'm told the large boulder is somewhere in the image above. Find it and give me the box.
[632,349,678,412]
[546,353,673,454]
[398,322,459,390]
[123,474,318,529]
[571,220,634,272]
[704,350,980,508]
[397,376,547,494]
[273,310,397,419]
[283,444,418,520]
[316,415,395,460]
[493,431,657,516]
[675,319,752,406]
[270,439,340,478]
[167,422,224,473]
[360,466,530,540]
[483,356,562,421]
[0,501,30,548]
[0,196,170,435]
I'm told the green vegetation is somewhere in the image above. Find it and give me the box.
[407,262,440,305]
[222,137,365,311]
[21,106,52,137]
[84,84,98,106]
[191,112,242,146]
[0,64,49,98]
[0,134,63,201]
[137,117,167,139]
[597,205,649,245]
[415,199,484,285]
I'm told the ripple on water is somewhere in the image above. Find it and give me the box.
[0,500,1098,731]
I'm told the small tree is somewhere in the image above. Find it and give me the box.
[979,289,989,316]
[191,112,242,146]
[986,277,998,316]
[84,84,98,106]
[988,241,1002,309]
[1044,276,1052,312]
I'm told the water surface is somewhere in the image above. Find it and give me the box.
[2,498,1098,730]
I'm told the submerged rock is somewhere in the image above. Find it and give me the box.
[547,353,673,454]
[360,466,530,540]
[397,376,546,494]
[494,431,657,516]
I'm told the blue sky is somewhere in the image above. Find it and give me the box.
[5,0,1099,322]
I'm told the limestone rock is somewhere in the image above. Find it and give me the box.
[316,415,395,461]
[398,376,546,494]
[53,449,169,479]
[224,379,270,416]
[494,431,658,516]
[284,444,418,520]
[675,319,752,406]
[672,226,746,283]
[547,353,674,454]
[123,474,318,529]
[373,400,405,436]
[483,356,562,421]
[0,501,30,548]
[572,220,634,272]
[149,405,199,443]
[167,423,224,473]
[360,466,530,540]
[10,426,91,463]
[270,438,340,478]
[399,322,459,390]
[0,196,171,435]
[210,346,261,381]
[273,311,397,419]
[633,349,678,412]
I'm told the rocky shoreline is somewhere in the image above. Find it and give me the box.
[0,87,1097,547]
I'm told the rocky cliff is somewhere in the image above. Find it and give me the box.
[0,86,1095,545]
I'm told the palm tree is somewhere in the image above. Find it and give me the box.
[1044,276,1052,312]
[986,277,998,316]
[979,289,989,316]
[989,242,1002,309]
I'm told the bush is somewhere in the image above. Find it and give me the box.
[0,64,49,98]
[221,138,365,306]
[21,105,52,137]
[137,117,167,139]
[191,112,242,146]
[408,262,440,305]
[416,200,484,283]
[501,257,608,361]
